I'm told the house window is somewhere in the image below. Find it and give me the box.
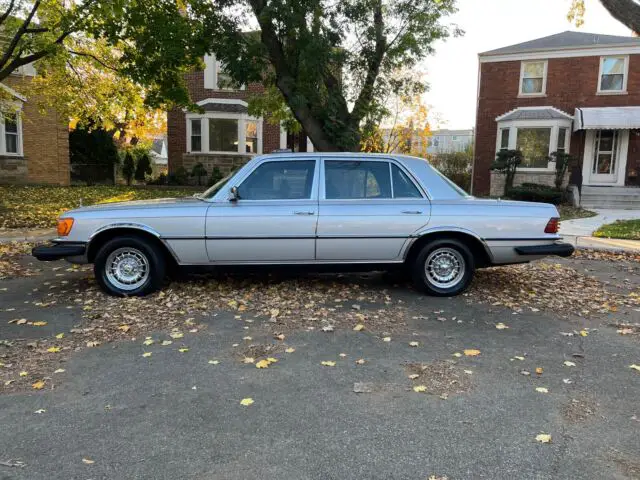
[190,119,202,152]
[599,56,627,93]
[209,118,238,152]
[245,121,258,153]
[556,127,567,154]
[520,61,547,95]
[500,128,510,150]
[516,128,551,168]
[203,54,244,90]
[4,113,19,154]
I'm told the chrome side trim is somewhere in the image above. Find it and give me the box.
[89,223,163,241]
[406,227,495,263]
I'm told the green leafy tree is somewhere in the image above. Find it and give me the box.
[490,150,523,196]
[569,0,640,33]
[134,151,152,182]
[122,151,135,186]
[191,162,208,186]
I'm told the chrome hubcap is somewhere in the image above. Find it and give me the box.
[425,248,465,289]
[105,247,149,291]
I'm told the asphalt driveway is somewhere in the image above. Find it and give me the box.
[0,253,639,480]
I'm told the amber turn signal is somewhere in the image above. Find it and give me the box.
[57,218,74,236]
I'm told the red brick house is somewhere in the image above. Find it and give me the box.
[0,68,70,185]
[473,31,640,208]
[168,55,314,177]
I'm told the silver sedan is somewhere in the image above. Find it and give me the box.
[33,153,573,296]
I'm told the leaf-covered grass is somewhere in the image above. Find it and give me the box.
[593,219,640,240]
[557,205,597,221]
[0,185,197,229]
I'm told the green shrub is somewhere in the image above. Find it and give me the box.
[191,162,208,186]
[506,184,564,205]
[490,149,523,196]
[134,152,153,182]
[168,167,189,185]
[208,167,224,187]
[122,152,136,186]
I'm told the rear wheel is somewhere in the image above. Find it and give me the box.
[411,238,475,296]
[94,236,165,296]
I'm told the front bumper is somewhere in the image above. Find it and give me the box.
[32,242,87,261]
[514,242,575,257]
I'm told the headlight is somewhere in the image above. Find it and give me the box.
[57,218,74,236]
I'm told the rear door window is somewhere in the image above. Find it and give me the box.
[324,161,391,199]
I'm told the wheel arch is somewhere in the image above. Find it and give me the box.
[87,225,177,266]
[404,228,492,268]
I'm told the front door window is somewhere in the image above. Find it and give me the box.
[593,130,618,175]
[239,160,316,200]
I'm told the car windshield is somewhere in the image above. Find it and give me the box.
[198,174,233,199]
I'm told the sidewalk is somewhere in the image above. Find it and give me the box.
[0,228,56,243]
[561,234,640,252]
[560,208,640,237]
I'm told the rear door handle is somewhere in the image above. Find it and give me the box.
[294,211,315,215]
[401,210,423,215]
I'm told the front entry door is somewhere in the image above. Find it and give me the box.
[585,129,629,185]
[206,159,318,262]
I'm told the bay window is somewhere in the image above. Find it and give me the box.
[186,114,262,155]
[516,128,551,168]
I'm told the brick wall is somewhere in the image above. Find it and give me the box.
[1,76,69,185]
[168,71,281,173]
[474,54,640,195]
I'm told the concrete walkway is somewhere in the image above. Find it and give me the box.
[560,209,640,237]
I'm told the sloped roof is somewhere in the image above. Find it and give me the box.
[496,107,573,122]
[481,31,640,57]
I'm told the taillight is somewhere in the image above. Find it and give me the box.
[57,218,74,236]
[544,217,559,234]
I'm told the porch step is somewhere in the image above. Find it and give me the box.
[580,186,640,209]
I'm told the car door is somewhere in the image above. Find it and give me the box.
[206,158,319,262]
[316,158,430,261]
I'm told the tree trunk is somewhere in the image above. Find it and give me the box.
[600,0,640,33]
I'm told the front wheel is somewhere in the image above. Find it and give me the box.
[94,236,166,296]
[411,239,475,296]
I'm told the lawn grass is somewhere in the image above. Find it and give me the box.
[557,205,597,222]
[0,185,197,229]
[593,219,640,240]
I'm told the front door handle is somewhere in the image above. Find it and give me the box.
[294,211,315,215]
[401,210,423,215]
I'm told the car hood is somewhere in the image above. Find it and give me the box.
[67,196,205,213]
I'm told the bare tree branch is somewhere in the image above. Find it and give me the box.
[0,30,72,81]
[67,49,119,72]
[0,0,42,72]
[599,0,640,33]
[0,0,15,27]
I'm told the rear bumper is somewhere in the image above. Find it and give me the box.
[514,242,575,257]
[32,242,87,261]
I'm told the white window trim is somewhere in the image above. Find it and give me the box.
[185,112,263,155]
[597,55,629,94]
[203,54,246,91]
[519,60,548,97]
[495,117,572,172]
[0,107,24,157]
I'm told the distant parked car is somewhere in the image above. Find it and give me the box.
[33,153,573,297]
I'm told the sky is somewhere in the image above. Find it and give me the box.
[422,0,632,130]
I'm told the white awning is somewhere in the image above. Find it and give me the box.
[574,107,640,131]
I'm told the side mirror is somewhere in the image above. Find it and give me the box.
[229,186,240,202]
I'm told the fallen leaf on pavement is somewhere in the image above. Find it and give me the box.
[355,359,366,365]
[535,387,549,393]
[47,347,61,353]
[535,367,543,375]
[143,338,154,346]
[353,324,365,331]
[285,347,295,353]
[579,330,588,337]
[161,340,172,346]
[142,352,152,358]
[495,323,509,330]
[86,341,99,347]
[409,341,419,347]
[383,337,391,342]
[240,398,254,406]
[169,331,184,339]
[82,458,94,465]
[464,349,481,356]
[256,359,270,368]
[464,370,473,375]
[513,356,525,361]
[19,371,28,377]
[32,321,47,326]
[535,434,552,444]
[630,364,640,372]
[563,361,576,367]
[243,336,252,341]
[178,348,189,353]
[118,325,131,332]
[321,361,336,367]
[413,385,427,393]
[321,325,334,332]
[274,334,285,340]
[34,409,46,414]
[54,368,65,373]
[452,352,462,358]
[408,374,420,379]
[32,380,45,390]
[55,333,64,339]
